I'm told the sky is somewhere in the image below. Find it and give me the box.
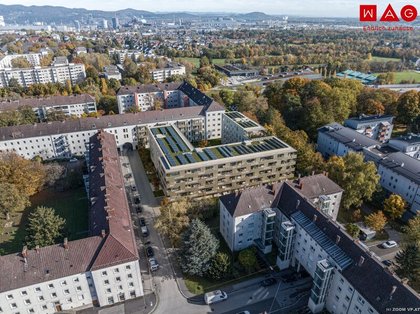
[0,0,414,18]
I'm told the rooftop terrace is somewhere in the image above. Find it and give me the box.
[224,111,261,129]
[151,125,290,169]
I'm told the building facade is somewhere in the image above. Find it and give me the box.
[0,94,97,120]
[388,133,420,160]
[0,131,143,314]
[150,64,186,82]
[219,182,420,314]
[344,115,394,143]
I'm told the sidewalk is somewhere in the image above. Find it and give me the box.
[77,293,157,314]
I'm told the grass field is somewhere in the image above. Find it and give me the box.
[369,56,401,63]
[0,187,88,255]
[175,57,229,68]
[375,71,420,83]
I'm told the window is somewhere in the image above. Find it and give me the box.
[24,299,31,305]
[115,277,121,282]
[7,295,13,300]
[127,274,133,279]
[60,280,67,286]
[42,305,47,310]
[64,289,70,295]
[108,297,114,304]
[10,304,17,309]
[118,293,126,301]
[76,286,82,292]
[51,293,57,298]
[125,265,131,270]
[129,282,134,287]
[104,280,110,285]
[106,288,111,293]
[130,291,136,298]
[66,297,72,303]
[48,284,54,289]
[73,277,79,283]
[21,291,28,296]
[102,271,107,276]
[35,287,41,293]
[28,309,35,313]
[357,296,365,305]
[38,296,44,301]
[78,295,85,301]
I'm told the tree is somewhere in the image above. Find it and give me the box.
[397,91,420,125]
[154,199,191,246]
[46,109,67,122]
[325,153,379,210]
[199,56,210,68]
[365,210,387,232]
[0,152,45,197]
[44,163,65,186]
[25,206,66,248]
[11,57,31,68]
[352,209,362,222]
[17,105,37,124]
[123,57,138,78]
[179,219,219,276]
[346,223,360,238]
[403,215,420,246]
[383,194,406,220]
[0,183,30,220]
[100,78,108,95]
[395,244,420,285]
[208,252,230,280]
[238,247,258,273]
[98,96,118,114]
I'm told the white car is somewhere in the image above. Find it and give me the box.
[204,290,228,305]
[149,258,159,271]
[381,240,398,249]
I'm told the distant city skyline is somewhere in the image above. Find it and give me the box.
[0,0,414,18]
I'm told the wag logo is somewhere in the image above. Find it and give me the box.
[360,4,418,22]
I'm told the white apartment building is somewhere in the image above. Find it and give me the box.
[388,133,420,160]
[150,64,186,82]
[0,53,49,69]
[317,123,380,159]
[103,65,122,81]
[0,101,224,160]
[0,63,86,88]
[116,81,214,114]
[0,131,143,313]
[0,94,97,120]
[108,49,143,64]
[344,115,394,143]
[219,182,420,314]
[221,111,266,144]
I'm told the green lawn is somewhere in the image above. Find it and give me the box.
[0,187,88,255]
[375,71,420,83]
[175,57,229,68]
[369,56,401,63]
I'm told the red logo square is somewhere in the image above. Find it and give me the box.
[360,5,377,21]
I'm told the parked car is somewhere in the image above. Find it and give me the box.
[139,217,146,226]
[131,185,137,192]
[141,226,149,237]
[381,240,398,249]
[204,290,228,305]
[124,173,132,179]
[69,158,78,163]
[136,206,143,214]
[146,246,154,258]
[382,260,393,266]
[149,257,159,271]
[261,278,277,287]
[236,311,250,314]
[134,196,141,204]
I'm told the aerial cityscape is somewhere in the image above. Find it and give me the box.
[0,1,419,314]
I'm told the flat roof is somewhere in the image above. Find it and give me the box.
[224,111,262,130]
[151,124,293,169]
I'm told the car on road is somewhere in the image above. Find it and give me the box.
[139,217,146,226]
[382,260,393,266]
[149,257,159,271]
[124,173,132,179]
[131,185,137,192]
[69,158,78,163]
[146,246,154,257]
[141,226,149,237]
[261,278,277,287]
[204,290,228,305]
[381,240,398,249]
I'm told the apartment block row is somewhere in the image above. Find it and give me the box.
[148,121,296,199]
[0,94,97,120]
[150,64,186,82]
[0,131,143,314]
[317,122,420,218]
[219,179,420,314]
[0,100,224,160]
[0,56,86,88]
[0,52,50,69]
[116,81,215,115]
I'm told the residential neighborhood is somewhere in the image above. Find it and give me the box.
[0,1,419,314]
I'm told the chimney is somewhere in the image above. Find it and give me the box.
[299,182,304,189]
[101,229,106,238]
[313,214,317,222]
[312,170,315,176]
[63,238,69,250]
[336,235,341,244]
[389,286,397,300]
[358,256,365,266]
[22,246,28,258]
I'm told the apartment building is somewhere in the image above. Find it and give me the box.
[344,115,394,143]
[219,182,420,314]
[388,133,420,160]
[0,53,49,69]
[0,61,86,88]
[103,65,122,81]
[0,131,143,314]
[0,102,223,160]
[108,49,143,64]
[0,94,97,120]
[116,81,216,114]
[148,122,296,199]
[221,111,266,144]
[317,123,380,159]
[150,64,186,82]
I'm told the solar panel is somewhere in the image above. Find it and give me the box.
[176,154,188,165]
[166,155,177,167]
[217,147,227,158]
[196,151,209,161]
[204,148,217,160]
[185,154,196,163]
[160,156,170,170]
[234,146,245,155]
